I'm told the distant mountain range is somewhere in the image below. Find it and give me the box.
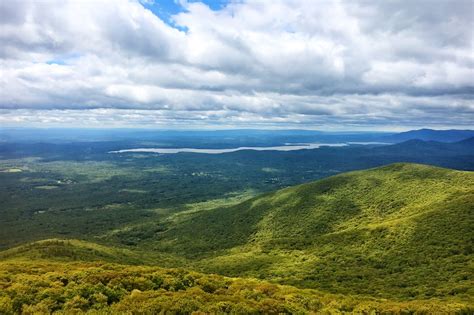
[384,128,474,143]
[1,127,473,146]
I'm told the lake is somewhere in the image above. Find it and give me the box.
[109,142,388,154]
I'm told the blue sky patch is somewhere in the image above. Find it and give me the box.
[141,0,231,29]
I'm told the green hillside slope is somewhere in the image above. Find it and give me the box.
[0,238,190,270]
[145,163,474,299]
[1,163,472,311]
[0,260,472,314]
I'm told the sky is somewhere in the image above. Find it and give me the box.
[0,0,473,131]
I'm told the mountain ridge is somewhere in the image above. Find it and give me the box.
[142,163,474,299]
[385,128,474,143]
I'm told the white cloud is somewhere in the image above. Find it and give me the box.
[0,0,473,129]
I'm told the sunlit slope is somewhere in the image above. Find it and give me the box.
[0,260,472,314]
[153,163,474,299]
[0,239,186,267]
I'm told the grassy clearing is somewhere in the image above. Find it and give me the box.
[261,167,280,173]
[0,168,23,173]
[120,189,148,194]
[35,185,59,190]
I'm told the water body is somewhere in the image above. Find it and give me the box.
[109,142,388,155]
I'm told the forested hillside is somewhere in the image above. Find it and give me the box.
[1,163,473,313]
[0,259,472,314]
[132,163,474,299]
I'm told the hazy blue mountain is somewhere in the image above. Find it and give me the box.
[384,129,474,143]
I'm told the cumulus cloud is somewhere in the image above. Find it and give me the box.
[0,0,473,129]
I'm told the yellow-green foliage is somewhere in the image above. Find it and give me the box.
[0,239,141,263]
[0,239,186,268]
[0,261,472,314]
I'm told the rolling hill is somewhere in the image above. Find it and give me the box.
[141,163,474,299]
[1,163,473,313]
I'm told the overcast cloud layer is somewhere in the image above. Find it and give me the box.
[0,0,473,130]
